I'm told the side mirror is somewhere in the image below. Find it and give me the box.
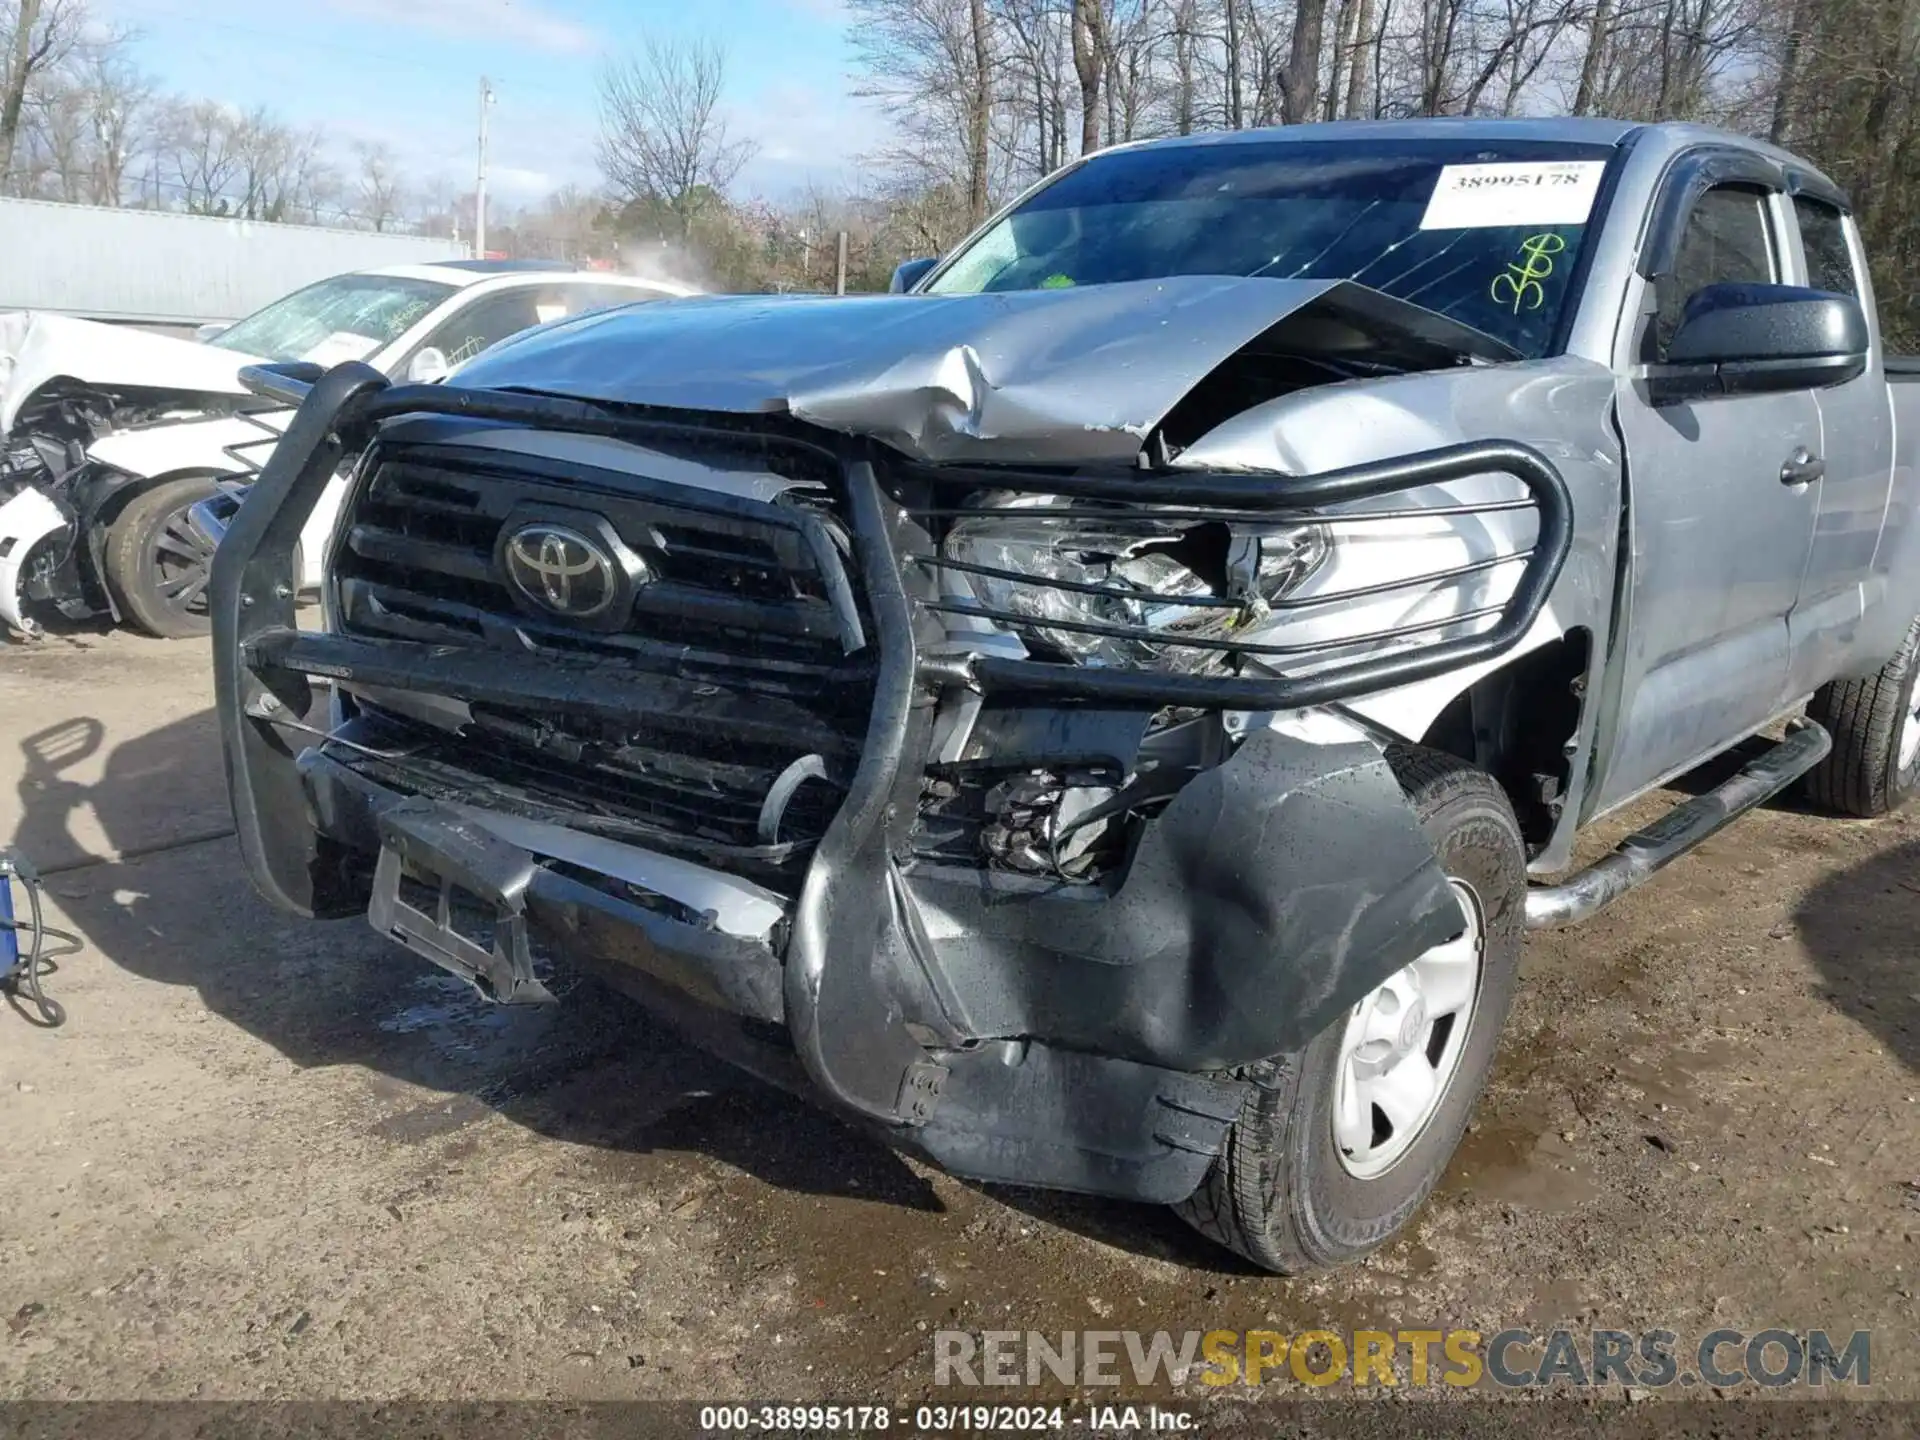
[193,322,230,343]
[406,346,451,384]
[890,257,938,294]
[1653,283,1868,401]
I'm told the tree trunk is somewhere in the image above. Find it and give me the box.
[1345,0,1378,115]
[1768,0,1811,143]
[1174,0,1197,133]
[1033,68,1048,176]
[1420,0,1464,113]
[1104,45,1119,143]
[1072,0,1104,155]
[967,0,992,223]
[1324,0,1355,118]
[1573,0,1613,115]
[1282,0,1330,122]
[0,0,46,193]
[1224,0,1245,127]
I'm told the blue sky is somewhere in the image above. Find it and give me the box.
[96,0,886,206]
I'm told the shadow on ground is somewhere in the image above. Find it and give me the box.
[1793,836,1920,1074]
[40,702,1892,1274]
[9,705,946,1219]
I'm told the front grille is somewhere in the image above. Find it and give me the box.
[332,434,874,877]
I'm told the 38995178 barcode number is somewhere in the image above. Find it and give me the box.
[700,1405,894,1432]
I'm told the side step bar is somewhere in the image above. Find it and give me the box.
[1525,720,1831,931]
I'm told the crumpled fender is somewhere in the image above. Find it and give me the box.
[896,725,1464,1072]
[85,411,288,481]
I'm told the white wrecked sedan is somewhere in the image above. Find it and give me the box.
[0,262,691,638]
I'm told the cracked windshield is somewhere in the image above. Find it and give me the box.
[927,140,1618,358]
[209,274,455,365]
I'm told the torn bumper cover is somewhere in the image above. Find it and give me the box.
[211,352,1566,1204]
[0,484,73,632]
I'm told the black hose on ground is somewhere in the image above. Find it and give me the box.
[1,849,77,1028]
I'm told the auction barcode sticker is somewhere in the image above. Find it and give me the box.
[1419,161,1608,230]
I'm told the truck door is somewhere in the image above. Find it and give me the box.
[1783,194,1897,698]
[1596,178,1822,811]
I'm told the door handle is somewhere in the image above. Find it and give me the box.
[1780,447,1826,486]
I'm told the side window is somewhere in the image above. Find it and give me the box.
[1657,184,1777,356]
[1793,196,1858,297]
[423,289,542,366]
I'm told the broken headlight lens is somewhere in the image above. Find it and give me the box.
[943,508,1329,672]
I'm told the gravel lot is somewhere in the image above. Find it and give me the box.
[1,628,1915,1423]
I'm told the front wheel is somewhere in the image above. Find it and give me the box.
[103,477,225,639]
[1173,747,1526,1274]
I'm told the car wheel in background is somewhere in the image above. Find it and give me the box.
[104,476,225,639]
[1803,615,1920,818]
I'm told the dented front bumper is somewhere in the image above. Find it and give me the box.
[211,362,1556,1202]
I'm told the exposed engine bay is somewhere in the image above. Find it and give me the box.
[0,309,269,633]
[0,380,256,631]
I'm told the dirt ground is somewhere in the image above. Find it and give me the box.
[0,628,1915,1421]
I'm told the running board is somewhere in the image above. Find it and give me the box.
[1524,720,1831,930]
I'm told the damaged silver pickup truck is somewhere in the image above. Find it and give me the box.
[211,118,1920,1272]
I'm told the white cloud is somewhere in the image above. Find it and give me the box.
[320,0,599,55]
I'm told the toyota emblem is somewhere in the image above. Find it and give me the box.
[503,523,620,620]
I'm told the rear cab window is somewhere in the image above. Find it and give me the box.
[1793,196,1860,298]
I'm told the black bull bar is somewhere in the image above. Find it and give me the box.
[211,360,1572,1201]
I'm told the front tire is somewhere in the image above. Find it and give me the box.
[103,477,224,639]
[1173,747,1526,1274]
[1803,617,1920,818]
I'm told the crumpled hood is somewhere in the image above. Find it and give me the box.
[450,276,1350,465]
[0,310,266,434]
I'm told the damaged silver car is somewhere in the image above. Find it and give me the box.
[211,118,1920,1271]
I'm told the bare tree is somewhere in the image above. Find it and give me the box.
[850,0,1006,229]
[21,79,81,197]
[966,0,994,215]
[997,0,1073,175]
[1071,0,1106,152]
[596,34,754,237]
[1280,0,1332,121]
[160,99,241,213]
[1,0,85,192]
[1104,0,1163,141]
[350,138,405,231]
[225,108,329,222]
[78,45,154,205]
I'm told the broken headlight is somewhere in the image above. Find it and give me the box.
[943,508,1329,672]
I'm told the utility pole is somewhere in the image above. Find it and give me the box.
[475,76,495,258]
[835,230,849,295]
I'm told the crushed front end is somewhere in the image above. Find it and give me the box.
[211,360,1569,1203]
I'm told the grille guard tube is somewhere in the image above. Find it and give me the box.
[211,366,946,1127]
[212,361,388,918]
[907,440,1574,709]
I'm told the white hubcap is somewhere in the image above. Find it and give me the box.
[1334,880,1484,1180]
[1901,690,1920,772]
